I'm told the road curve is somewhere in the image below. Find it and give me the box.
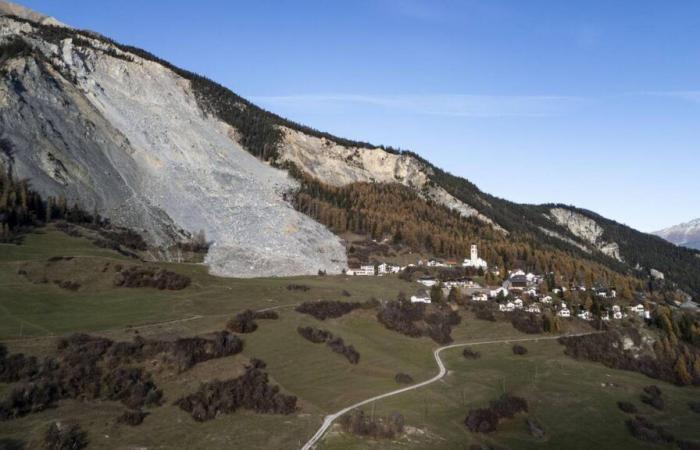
[301,332,597,450]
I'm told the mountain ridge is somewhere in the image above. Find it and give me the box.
[1,4,699,296]
[654,218,700,251]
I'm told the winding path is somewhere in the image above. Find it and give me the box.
[301,332,597,450]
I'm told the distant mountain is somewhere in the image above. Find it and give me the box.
[654,219,700,250]
[1,2,699,295]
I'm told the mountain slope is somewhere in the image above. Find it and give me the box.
[654,218,700,250]
[1,4,698,295]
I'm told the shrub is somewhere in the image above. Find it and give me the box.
[114,266,190,290]
[465,408,499,433]
[43,422,88,450]
[326,337,360,364]
[617,401,638,414]
[117,409,149,426]
[101,367,162,409]
[462,348,481,360]
[286,284,310,291]
[395,373,413,384]
[377,300,425,338]
[297,326,333,344]
[227,310,258,334]
[512,345,528,355]
[640,385,664,411]
[510,312,543,334]
[339,410,404,439]
[295,300,362,320]
[625,415,675,444]
[175,360,297,421]
[0,382,60,421]
[490,394,528,418]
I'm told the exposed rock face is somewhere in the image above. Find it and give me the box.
[280,127,503,230]
[0,0,67,27]
[654,218,700,251]
[548,208,622,261]
[0,16,347,277]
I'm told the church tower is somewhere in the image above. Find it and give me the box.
[470,244,478,261]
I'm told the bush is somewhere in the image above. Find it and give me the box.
[114,266,190,290]
[227,310,258,334]
[175,360,297,421]
[617,401,638,414]
[0,345,41,383]
[462,348,481,360]
[117,409,149,426]
[395,373,413,384]
[377,300,425,338]
[0,382,60,421]
[512,345,528,355]
[43,422,88,450]
[510,312,544,334]
[641,385,664,411]
[297,326,333,344]
[339,410,404,439]
[286,284,310,291]
[625,415,675,444]
[101,367,162,409]
[327,337,360,364]
[465,408,499,433]
[295,300,362,320]
[490,394,528,418]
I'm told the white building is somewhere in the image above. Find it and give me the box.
[499,301,515,312]
[410,294,431,304]
[541,296,553,304]
[513,298,524,309]
[378,263,401,275]
[577,310,592,321]
[347,265,375,276]
[557,308,571,318]
[472,293,488,302]
[417,277,439,287]
[526,303,541,314]
[489,287,509,298]
[462,244,488,269]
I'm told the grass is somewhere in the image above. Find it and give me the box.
[1,226,699,449]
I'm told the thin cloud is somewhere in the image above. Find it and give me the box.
[250,93,590,118]
[635,90,700,103]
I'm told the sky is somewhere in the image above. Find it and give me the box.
[18,0,700,232]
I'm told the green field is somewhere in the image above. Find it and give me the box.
[1,226,699,449]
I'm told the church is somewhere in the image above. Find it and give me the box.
[462,244,488,269]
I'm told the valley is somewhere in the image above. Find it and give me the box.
[1,227,699,449]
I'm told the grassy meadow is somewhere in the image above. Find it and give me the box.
[0,226,699,449]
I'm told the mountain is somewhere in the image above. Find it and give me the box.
[654,218,700,250]
[1,2,699,296]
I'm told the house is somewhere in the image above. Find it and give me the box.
[505,275,529,290]
[417,277,438,287]
[628,304,650,319]
[347,265,375,276]
[577,310,592,321]
[611,305,623,320]
[525,288,538,297]
[377,263,401,275]
[541,296,553,304]
[410,294,431,304]
[557,308,571,318]
[601,311,610,321]
[513,298,524,309]
[499,302,515,312]
[472,293,488,302]
[489,287,508,298]
[426,259,449,268]
[526,303,541,314]
[462,244,488,269]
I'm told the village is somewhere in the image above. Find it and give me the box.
[346,244,651,322]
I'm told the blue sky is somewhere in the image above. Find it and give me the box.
[20,0,700,232]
